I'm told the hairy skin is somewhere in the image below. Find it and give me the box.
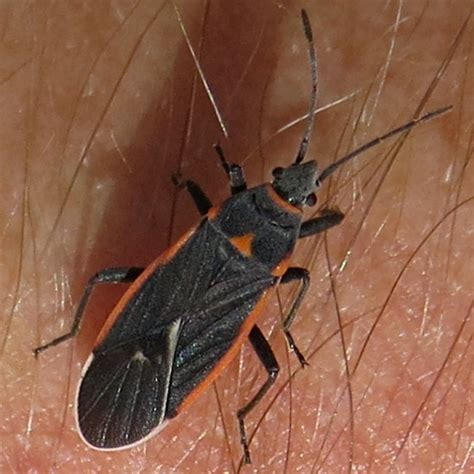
[0,1,472,472]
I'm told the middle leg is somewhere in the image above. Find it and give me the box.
[280,267,310,367]
[172,175,212,216]
[237,325,279,464]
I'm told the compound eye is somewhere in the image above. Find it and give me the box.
[272,167,284,178]
[305,193,317,207]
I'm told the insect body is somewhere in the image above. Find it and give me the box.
[81,163,341,453]
[33,9,451,464]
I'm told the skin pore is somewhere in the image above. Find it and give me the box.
[1,1,472,472]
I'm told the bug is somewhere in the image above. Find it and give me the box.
[33,9,451,464]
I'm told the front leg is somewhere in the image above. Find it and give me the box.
[214,143,247,195]
[172,175,213,216]
[282,210,343,364]
[299,209,344,238]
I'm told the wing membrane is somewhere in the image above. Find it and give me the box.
[78,321,180,449]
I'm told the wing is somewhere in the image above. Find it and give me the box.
[76,219,275,449]
[77,319,180,449]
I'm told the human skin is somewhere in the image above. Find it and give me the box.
[0,0,472,472]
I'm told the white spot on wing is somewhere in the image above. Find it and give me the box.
[132,350,148,363]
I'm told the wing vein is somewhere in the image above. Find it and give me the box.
[99,358,134,445]
[79,357,131,423]
[123,358,145,443]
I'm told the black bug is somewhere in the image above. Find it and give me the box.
[33,9,451,464]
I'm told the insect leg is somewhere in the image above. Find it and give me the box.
[214,143,247,195]
[238,325,279,464]
[280,210,342,365]
[33,267,144,357]
[280,267,310,367]
[172,175,212,216]
[299,209,344,238]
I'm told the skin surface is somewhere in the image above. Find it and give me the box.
[0,0,472,472]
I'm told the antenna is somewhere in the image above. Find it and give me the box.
[295,9,318,164]
[318,105,453,183]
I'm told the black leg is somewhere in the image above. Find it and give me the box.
[280,267,311,367]
[33,267,144,357]
[238,325,279,464]
[214,143,247,195]
[299,209,344,238]
[172,175,212,216]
